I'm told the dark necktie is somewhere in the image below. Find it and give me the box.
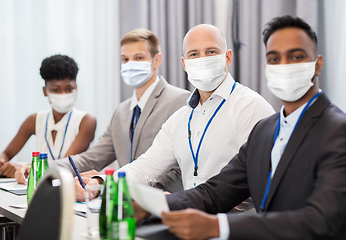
[130,105,141,163]
[132,105,141,130]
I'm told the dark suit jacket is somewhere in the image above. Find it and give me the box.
[167,93,346,239]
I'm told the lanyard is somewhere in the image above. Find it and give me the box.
[188,81,236,176]
[45,110,73,160]
[259,91,322,211]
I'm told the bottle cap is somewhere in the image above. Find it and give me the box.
[32,152,40,157]
[105,168,115,175]
[118,172,126,178]
[39,153,48,159]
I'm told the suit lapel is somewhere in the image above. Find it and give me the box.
[131,77,167,160]
[124,101,133,159]
[265,93,330,209]
[255,114,279,211]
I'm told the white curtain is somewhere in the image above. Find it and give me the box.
[118,0,215,98]
[318,0,346,113]
[1,0,346,164]
[0,0,121,163]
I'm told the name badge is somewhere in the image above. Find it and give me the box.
[186,175,207,190]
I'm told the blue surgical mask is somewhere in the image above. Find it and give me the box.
[121,61,153,88]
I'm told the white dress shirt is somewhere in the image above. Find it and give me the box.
[130,77,160,111]
[117,73,275,188]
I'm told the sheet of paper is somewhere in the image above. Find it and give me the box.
[73,202,87,218]
[0,178,17,183]
[0,182,27,191]
[127,182,169,218]
[0,181,27,195]
[74,202,87,213]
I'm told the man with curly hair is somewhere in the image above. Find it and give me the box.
[0,54,97,178]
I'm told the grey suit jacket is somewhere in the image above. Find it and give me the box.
[51,77,190,178]
[167,93,346,239]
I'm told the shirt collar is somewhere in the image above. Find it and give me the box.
[48,108,73,131]
[279,102,308,128]
[130,76,160,110]
[187,73,235,109]
[279,89,322,127]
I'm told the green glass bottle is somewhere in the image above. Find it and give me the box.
[110,172,136,240]
[99,168,116,240]
[27,151,40,204]
[38,153,49,179]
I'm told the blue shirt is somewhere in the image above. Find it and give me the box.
[270,103,307,178]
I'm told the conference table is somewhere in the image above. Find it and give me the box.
[0,180,179,240]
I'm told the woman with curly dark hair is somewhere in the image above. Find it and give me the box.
[0,54,97,178]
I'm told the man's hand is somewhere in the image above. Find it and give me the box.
[75,176,100,202]
[133,201,151,222]
[162,208,219,240]
[15,164,30,184]
[81,170,102,178]
[0,162,19,178]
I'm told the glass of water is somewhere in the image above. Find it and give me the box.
[85,184,104,238]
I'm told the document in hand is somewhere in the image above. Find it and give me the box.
[127,182,170,218]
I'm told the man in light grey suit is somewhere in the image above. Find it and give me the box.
[15,29,190,196]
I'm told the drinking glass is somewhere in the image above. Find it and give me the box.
[85,184,104,239]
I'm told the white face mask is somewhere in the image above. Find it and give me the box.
[266,60,317,102]
[184,54,227,92]
[47,91,77,114]
[121,61,153,88]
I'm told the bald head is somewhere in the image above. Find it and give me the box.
[183,24,227,57]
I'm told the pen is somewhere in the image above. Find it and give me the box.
[68,155,86,189]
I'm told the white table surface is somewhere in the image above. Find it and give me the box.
[0,180,146,240]
[0,181,93,240]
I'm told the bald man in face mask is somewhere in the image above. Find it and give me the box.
[108,24,274,203]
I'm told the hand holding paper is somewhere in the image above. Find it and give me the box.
[127,182,169,218]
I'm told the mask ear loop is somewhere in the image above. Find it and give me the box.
[311,58,319,83]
